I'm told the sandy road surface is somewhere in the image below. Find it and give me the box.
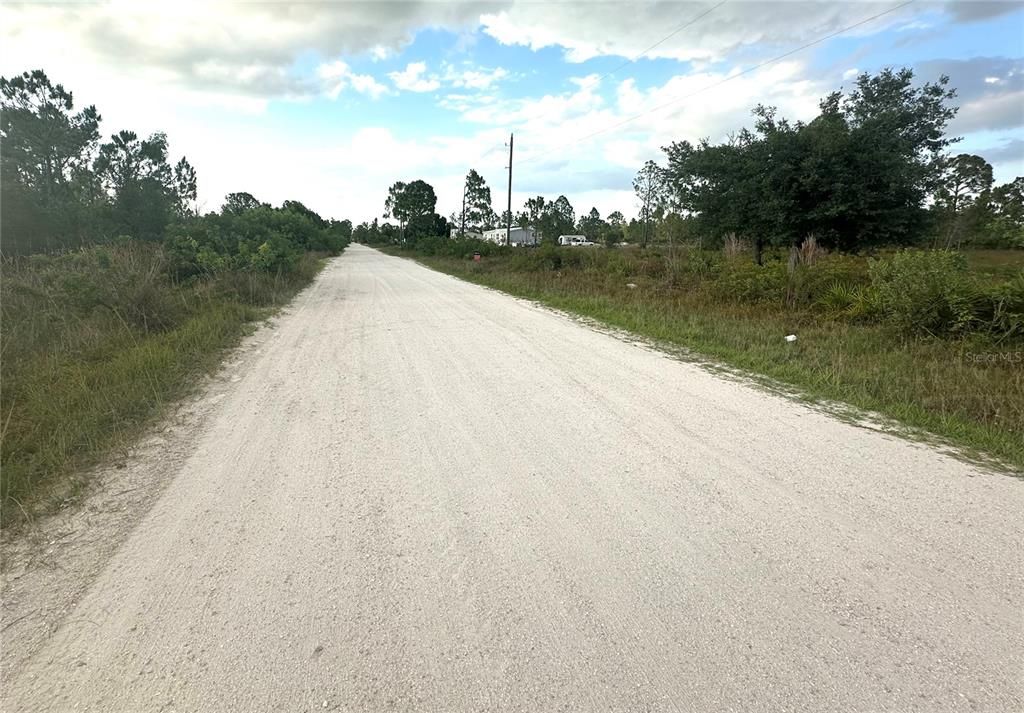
[3,244,1022,712]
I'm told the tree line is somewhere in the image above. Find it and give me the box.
[362,67,1020,257]
[1,69,351,268]
[648,68,1022,260]
[358,173,637,247]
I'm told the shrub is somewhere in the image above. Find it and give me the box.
[602,250,632,277]
[626,254,664,279]
[713,259,787,303]
[868,250,980,336]
[679,249,721,280]
[817,283,880,320]
[976,272,1024,342]
[509,243,561,271]
[787,254,869,306]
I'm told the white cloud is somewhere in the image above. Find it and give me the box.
[450,60,821,171]
[317,60,389,99]
[1,1,1010,103]
[443,63,509,90]
[842,68,860,80]
[0,1,489,101]
[479,2,921,64]
[349,74,390,99]
[897,20,935,32]
[388,61,441,92]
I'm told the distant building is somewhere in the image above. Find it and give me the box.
[483,226,537,247]
[449,228,482,239]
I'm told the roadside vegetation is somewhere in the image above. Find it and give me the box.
[366,67,1023,470]
[391,242,1023,470]
[1,70,351,521]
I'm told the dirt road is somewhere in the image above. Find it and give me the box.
[3,244,1022,711]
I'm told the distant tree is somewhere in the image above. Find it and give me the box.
[656,211,692,247]
[94,130,176,240]
[602,210,626,247]
[384,181,407,239]
[405,181,439,238]
[380,220,401,242]
[385,179,437,242]
[634,160,667,249]
[524,196,547,228]
[663,67,959,256]
[535,195,575,242]
[223,191,266,214]
[985,177,1024,248]
[282,199,327,228]
[431,213,449,238]
[1,69,102,252]
[551,195,575,225]
[172,157,197,217]
[331,218,353,242]
[933,154,994,246]
[600,223,624,248]
[352,221,370,243]
[577,206,605,241]
[624,218,645,244]
[461,169,496,234]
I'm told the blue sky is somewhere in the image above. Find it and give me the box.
[2,1,1021,222]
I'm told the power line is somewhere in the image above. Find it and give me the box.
[594,0,728,85]
[518,0,916,167]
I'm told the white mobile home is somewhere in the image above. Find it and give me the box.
[483,227,538,246]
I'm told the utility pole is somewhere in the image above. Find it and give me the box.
[506,133,513,246]
[460,180,466,238]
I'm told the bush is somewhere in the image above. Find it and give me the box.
[713,259,788,303]
[976,273,1024,341]
[786,254,869,306]
[165,203,348,279]
[509,243,562,271]
[868,250,980,336]
[817,283,881,320]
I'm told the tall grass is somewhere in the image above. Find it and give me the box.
[1,242,327,520]
[396,245,1024,471]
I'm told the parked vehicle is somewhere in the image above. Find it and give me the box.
[558,235,597,247]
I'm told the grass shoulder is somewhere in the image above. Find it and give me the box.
[1,242,334,525]
[383,243,1023,473]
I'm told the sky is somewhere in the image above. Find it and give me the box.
[2,1,1022,223]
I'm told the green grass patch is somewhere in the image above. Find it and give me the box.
[964,249,1024,281]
